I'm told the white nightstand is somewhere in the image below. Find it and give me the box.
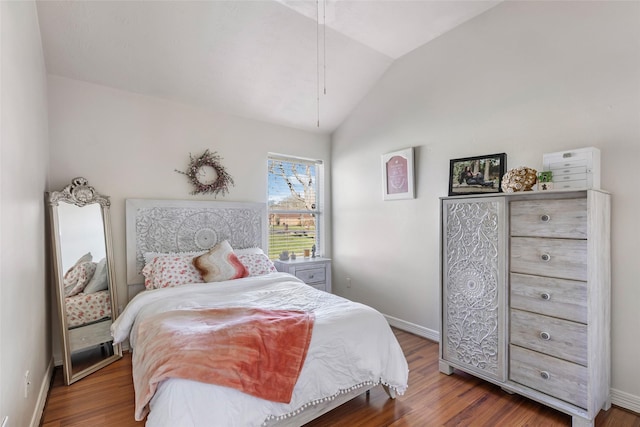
[273,257,332,293]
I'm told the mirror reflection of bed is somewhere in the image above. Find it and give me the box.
[48,178,122,385]
[59,203,112,358]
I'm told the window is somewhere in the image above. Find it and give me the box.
[267,155,323,260]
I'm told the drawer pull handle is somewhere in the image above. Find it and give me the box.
[541,253,551,262]
[540,292,551,300]
[540,214,550,222]
[540,371,550,380]
[539,331,551,341]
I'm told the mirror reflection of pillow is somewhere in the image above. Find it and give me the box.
[84,258,108,293]
[63,252,92,285]
[193,240,248,282]
[63,261,97,297]
[62,252,92,296]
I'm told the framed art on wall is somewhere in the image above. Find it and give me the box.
[382,147,415,201]
[448,153,506,196]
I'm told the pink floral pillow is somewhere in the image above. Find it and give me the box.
[142,254,204,290]
[63,261,97,297]
[193,240,248,282]
[237,253,277,276]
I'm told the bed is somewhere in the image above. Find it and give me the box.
[112,199,409,426]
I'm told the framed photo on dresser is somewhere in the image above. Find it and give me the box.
[448,153,506,196]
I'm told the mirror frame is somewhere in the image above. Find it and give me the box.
[48,177,122,385]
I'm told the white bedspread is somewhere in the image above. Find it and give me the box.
[112,272,409,426]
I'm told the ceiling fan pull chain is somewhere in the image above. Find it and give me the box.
[323,0,327,95]
[316,0,320,127]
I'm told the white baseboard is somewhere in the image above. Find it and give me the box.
[611,388,640,414]
[382,315,640,415]
[30,358,54,427]
[383,314,439,342]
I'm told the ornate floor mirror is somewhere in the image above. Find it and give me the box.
[47,177,122,385]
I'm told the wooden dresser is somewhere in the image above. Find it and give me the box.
[439,190,610,427]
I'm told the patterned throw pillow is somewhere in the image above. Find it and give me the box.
[63,261,97,297]
[193,240,248,282]
[237,253,278,276]
[141,254,204,290]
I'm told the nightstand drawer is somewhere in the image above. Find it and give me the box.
[510,345,587,409]
[510,198,587,239]
[510,309,587,366]
[273,257,332,293]
[510,237,587,281]
[295,267,325,284]
[307,282,328,292]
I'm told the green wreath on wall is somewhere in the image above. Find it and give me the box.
[176,150,234,196]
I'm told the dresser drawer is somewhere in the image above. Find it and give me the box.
[510,273,587,324]
[295,267,326,284]
[510,237,587,281]
[510,345,588,409]
[510,198,587,239]
[510,309,587,366]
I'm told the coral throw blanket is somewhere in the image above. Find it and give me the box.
[132,307,315,420]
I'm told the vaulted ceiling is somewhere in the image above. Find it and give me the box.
[36,1,500,133]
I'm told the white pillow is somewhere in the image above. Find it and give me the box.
[84,257,109,293]
[234,247,266,256]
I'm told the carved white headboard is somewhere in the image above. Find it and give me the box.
[125,199,267,298]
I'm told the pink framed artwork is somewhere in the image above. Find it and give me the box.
[382,147,415,201]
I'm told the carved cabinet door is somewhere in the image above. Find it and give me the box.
[440,197,507,381]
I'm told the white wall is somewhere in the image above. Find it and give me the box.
[0,1,51,426]
[47,76,331,316]
[332,0,640,410]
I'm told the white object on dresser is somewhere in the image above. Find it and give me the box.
[543,147,601,190]
[273,257,332,293]
[439,190,610,427]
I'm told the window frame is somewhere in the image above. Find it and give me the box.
[267,154,324,260]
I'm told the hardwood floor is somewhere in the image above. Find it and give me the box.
[41,329,640,426]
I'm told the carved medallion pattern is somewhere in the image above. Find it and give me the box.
[444,200,500,375]
[134,206,263,274]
